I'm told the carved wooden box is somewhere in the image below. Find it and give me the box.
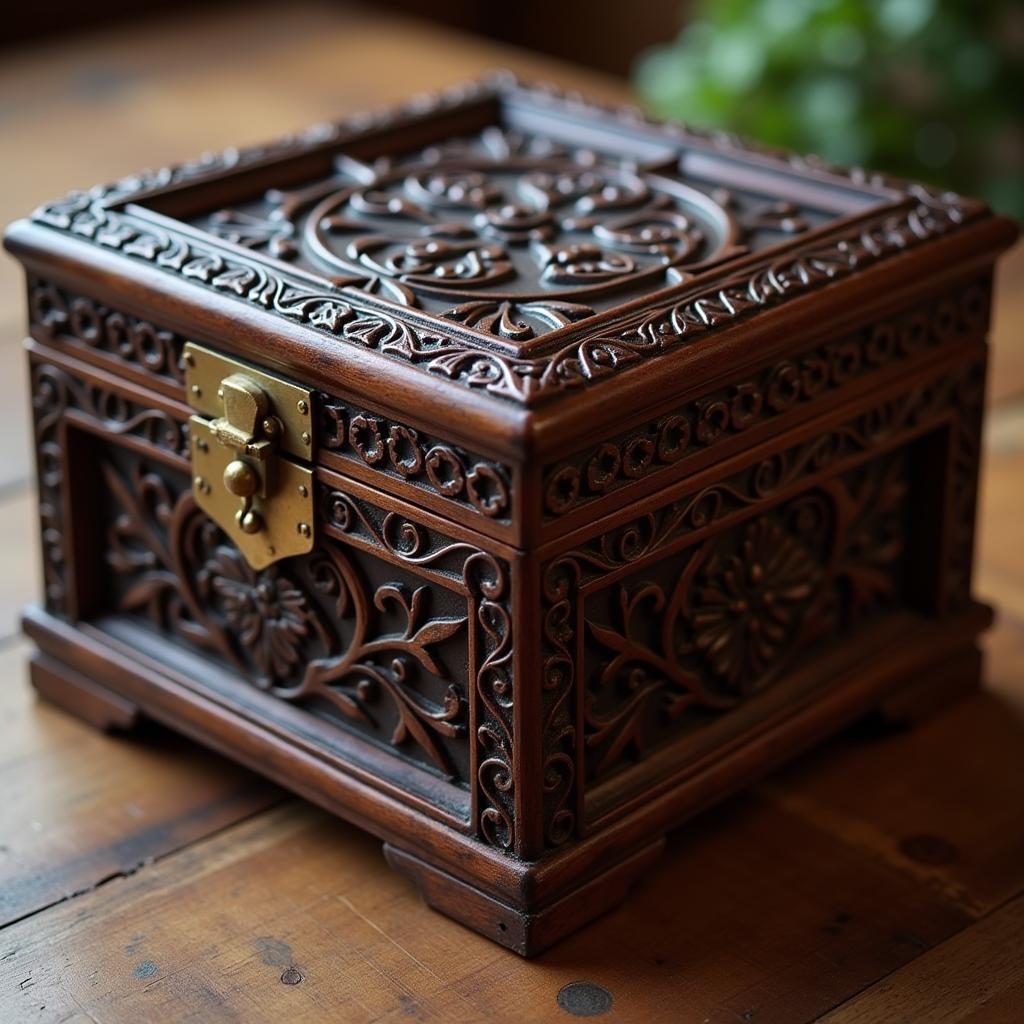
[5,76,1017,955]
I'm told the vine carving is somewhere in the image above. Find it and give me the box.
[580,455,908,777]
[102,454,473,778]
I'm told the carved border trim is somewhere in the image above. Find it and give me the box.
[543,281,990,518]
[29,280,515,522]
[319,397,513,522]
[28,278,185,386]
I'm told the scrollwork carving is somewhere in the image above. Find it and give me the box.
[98,454,517,844]
[543,285,989,517]
[101,453,474,778]
[319,396,512,520]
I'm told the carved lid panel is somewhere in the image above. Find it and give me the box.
[14,75,1000,421]
[186,126,843,348]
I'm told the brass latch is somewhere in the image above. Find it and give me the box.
[184,342,315,570]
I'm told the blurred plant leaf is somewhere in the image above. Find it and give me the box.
[634,0,1024,218]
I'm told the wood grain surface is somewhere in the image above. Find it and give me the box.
[1,5,1021,1021]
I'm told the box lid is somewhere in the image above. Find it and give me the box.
[5,74,1016,468]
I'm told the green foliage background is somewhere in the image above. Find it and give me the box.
[634,0,1024,218]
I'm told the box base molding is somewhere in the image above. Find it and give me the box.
[384,839,666,956]
[30,650,140,732]
[21,603,990,955]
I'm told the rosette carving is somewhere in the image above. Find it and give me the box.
[580,455,909,780]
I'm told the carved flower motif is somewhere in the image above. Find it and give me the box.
[199,547,312,683]
[688,518,820,691]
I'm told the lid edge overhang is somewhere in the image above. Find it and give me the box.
[6,206,1017,466]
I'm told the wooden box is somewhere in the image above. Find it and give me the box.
[5,76,1017,955]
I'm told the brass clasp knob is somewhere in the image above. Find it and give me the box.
[184,342,315,570]
[223,460,262,534]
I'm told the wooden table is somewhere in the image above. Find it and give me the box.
[1,8,1022,1022]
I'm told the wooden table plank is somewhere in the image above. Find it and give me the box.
[978,444,1024,622]
[0,639,281,928]
[990,245,1024,407]
[0,790,972,1024]
[820,894,1024,1024]
[757,658,1024,920]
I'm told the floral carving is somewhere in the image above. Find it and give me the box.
[688,518,820,689]
[197,547,315,682]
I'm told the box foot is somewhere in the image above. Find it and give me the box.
[383,838,666,956]
[30,651,141,732]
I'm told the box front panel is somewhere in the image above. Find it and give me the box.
[26,282,523,845]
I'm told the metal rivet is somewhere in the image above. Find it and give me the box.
[195,438,208,452]
[296,399,308,415]
[239,510,262,534]
[301,431,311,446]
[267,546,276,556]
[191,384,201,397]
[297,522,311,537]
[217,387,224,399]
[298,484,308,497]
[184,352,195,367]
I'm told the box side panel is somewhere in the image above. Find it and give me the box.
[534,302,988,848]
